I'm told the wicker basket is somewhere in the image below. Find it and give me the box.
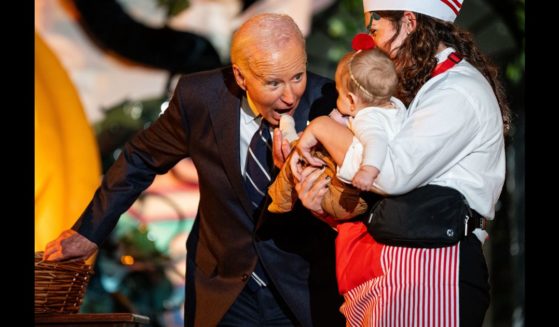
[35,252,94,314]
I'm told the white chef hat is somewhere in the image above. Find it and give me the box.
[363,0,464,22]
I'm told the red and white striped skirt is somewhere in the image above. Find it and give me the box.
[336,222,460,327]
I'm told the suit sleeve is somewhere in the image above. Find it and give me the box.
[73,77,191,245]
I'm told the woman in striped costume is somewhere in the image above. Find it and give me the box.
[290,0,510,326]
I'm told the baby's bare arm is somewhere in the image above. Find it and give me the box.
[302,116,354,165]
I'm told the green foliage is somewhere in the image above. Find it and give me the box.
[306,0,368,77]
[325,0,364,62]
[94,97,166,172]
[156,0,189,18]
[94,97,164,135]
[505,0,525,85]
[119,224,167,261]
[506,51,524,84]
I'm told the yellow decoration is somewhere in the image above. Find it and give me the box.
[35,32,101,251]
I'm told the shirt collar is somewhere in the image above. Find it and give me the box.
[240,96,262,125]
[435,47,457,64]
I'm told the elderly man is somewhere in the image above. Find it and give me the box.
[43,13,344,327]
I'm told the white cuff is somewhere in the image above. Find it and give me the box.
[336,136,363,183]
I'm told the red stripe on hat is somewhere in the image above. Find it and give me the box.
[440,0,460,15]
[450,0,463,8]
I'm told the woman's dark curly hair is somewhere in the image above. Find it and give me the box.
[377,11,511,136]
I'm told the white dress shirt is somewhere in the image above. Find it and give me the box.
[338,48,506,219]
[239,97,275,176]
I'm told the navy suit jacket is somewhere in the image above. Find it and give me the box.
[74,67,344,327]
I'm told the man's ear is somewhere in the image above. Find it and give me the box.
[233,64,247,91]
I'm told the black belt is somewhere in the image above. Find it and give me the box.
[467,210,487,235]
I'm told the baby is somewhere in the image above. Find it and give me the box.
[268,46,405,220]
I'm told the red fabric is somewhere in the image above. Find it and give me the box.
[340,244,461,326]
[431,52,462,77]
[335,221,385,294]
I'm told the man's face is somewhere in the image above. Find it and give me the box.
[234,41,307,127]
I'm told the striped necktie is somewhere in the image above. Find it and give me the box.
[244,119,273,290]
[244,120,273,209]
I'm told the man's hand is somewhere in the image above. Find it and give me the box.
[43,229,98,262]
[273,128,292,168]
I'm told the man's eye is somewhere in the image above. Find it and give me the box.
[293,73,303,81]
[267,81,279,87]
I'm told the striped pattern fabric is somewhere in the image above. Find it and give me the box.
[244,121,273,209]
[440,0,462,15]
[340,244,460,327]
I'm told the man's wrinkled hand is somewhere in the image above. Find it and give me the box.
[43,229,98,262]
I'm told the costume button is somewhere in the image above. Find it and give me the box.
[241,274,249,282]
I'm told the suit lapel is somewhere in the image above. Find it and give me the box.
[209,71,255,217]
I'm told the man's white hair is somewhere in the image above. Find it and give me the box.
[230,13,306,70]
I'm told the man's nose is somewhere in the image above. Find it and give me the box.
[281,85,295,105]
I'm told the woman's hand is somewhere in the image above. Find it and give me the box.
[295,165,340,228]
[294,165,329,214]
[43,229,98,262]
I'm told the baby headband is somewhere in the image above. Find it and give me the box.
[348,33,377,98]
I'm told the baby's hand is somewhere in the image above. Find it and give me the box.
[295,130,324,167]
[352,165,379,191]
[329,108,350,126]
